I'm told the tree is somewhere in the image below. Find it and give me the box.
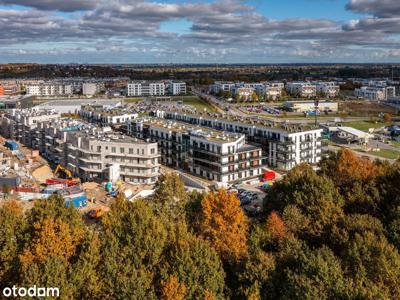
[0,201,22,288]
[159,223,225,299]
[100,197,167,299]
[251,92,259,102]
[265,164,344,243]
[161,276,187,300]
[200,189,248,262]
[152,174,188,222]
[383,113,392,124]
[266,211,286,241]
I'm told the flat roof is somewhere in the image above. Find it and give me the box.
[137,117,244,143]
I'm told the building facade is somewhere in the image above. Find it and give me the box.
[286,82,317,98]
[154,110,322,171]
[128,118,264,183]
[127,81,166,97]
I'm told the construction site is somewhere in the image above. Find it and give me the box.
[0,136,156,220]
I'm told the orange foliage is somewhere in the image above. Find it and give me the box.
[204,289,216,300]
[200,189,248,262]
[336,149,380,183]
[266,211,286,240]
[161,275,187,300]
[2,200,22,218]
[20,218,83,268]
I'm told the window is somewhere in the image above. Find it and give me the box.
[129,148,133,154]
[151,148,155,154]
[120,148,124,153]
[111,147,116,153]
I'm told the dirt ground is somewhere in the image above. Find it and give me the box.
[339,101,398,116]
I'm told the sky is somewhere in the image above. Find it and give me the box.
[0,0,399,63]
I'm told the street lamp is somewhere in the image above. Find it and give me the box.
[314,99,319,127]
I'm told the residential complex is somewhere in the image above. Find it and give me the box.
[285,82,317,98]
[127,81,166,96]
[209,81,284,100]
[128,117,264,183]
[26,83,73,97]
[127,81,187,97]
[314,82,340,98]
[153,110,323,170]
[0,109,61,144]
[0,110,160,184]
[355,84,396,101]
[82,82,105,96]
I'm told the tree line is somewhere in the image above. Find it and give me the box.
[1,149,400,299]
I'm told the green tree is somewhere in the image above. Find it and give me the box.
[265,164,344,242]
[152,174,189,222]
[159,223,225,299]
[100,197,167,299]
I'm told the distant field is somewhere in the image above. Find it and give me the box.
[356,149,400,160]
[182,97,217,112]
[342,121,385,132]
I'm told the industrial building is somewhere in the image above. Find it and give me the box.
[284,100,338,113]
[128,117,264,183]
[154,110,322,171]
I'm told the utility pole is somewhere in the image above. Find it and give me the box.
[314,99,319,127]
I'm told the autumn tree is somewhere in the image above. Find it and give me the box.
[266,211,286,241]
[161,276,187,300]
[383,113,392,123]
[0,200,23,288]
[200,189,248,262]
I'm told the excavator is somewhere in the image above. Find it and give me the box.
[48,164,80,186]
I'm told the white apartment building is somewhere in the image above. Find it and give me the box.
[26,83,73,97]
[355,86,387,101]
[0,108,61,143]
[168,82,187,95]
[82,83,103,96]
[128,117,264,183]
[231,87,255,100]
[286,82,317,98]
[209,81,236,94]
[80,106,138,126]
[127,81,165,97]
[155,110,322,171]
[314,82,340,98]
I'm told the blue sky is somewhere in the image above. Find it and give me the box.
[0,0,399,63]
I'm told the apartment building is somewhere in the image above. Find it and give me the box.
[209,81,236,94]
[127,81,165,97]
[155,110,322,171]
[286,82,317,98]
[0,109,61,144]
[82,82,104,96]
[0,112,160,184]
[80,106,138,126]
[26,83,73,97]
[355,86,386,101]
[168,81,187,95]
[128,117,264,183]
[314,82,340,98]
[231,87,255,100]
[0,80,21,95]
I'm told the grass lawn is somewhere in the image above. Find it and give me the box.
[342,121,385,132]
[182,97,217,112]
[356,149,400,160]
[391,141,400,148]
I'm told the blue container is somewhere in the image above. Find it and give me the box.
[65,195,87,208]
[5,140,19,151]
